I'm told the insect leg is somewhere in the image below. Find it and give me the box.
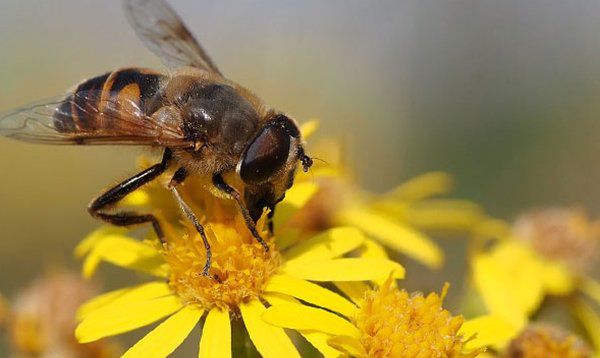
[212,174,269,252]
[88,149,172,243]
[168,168,213,277]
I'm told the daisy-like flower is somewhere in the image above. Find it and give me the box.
[74,165,405,357]
[263,276,514,358]
[2,270,119,358]
[501,323,593,358]
[282,134,485,270]
[470,207,600,336]
[512,208,598,274]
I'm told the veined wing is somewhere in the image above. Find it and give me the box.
[0,92,190,147]
[124,0,221,74]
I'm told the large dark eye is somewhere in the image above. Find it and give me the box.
[240,125,291,184]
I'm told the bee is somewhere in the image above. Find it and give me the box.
[0,0,312,275]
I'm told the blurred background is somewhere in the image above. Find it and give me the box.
[1,0,600,355]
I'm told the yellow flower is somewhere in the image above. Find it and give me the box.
[512,207,599,274]
[501,323,593,358]
[264,277,515,357]
[282,134,485,270]
[2,270,119,358]
[470,207,600,341]
[74,167,405,358]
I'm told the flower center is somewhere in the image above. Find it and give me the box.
[128,170,284,312]
[504,324,592,358]
[513,207,599,273]
[9,272,116,357]
[161,202,281,312]
[354,281,478,358]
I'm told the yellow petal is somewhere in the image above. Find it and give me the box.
[76,294,183,343]
[122,305,203,358]
[477,354,497,358]
[327,335,367,357]
[386,172,453,201]
[359,240,397,287]
[472,241,543,327]
[359,239,389,259]
[77,281,172,320]
[199,308,231,358]
[82,235,166,278]
[274,181,320,233]
[261,293,342,358]
[303,332,343,358]
[240,299,301,358]
[76,287,130,320]
[282,258,404,282]
[334,281,369,304]
[280,181,320,209]
[338,207,443,269]
[399,199,485,232]
[310,165,342,178]
[356,241,400,288]
[540,259,575,295]
[262,292,300,306]
[283,226,365,263]
[571,299,600,353]
[265,274,356,317]
[581,277,600,306]
[74,226,128,258]
[460,314,521,351]
[472,218,511,242]
[274,229,302,251]
[121,189,151,207]
[300,119,320,139]
[263,303,359,337]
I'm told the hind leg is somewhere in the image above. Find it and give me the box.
[88,149,172,242]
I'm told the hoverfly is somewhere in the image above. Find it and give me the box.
[0,0,312,275]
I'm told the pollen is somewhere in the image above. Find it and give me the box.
[503,324,592,358]
[513,207,599,273]
[354,279,480,358]
[160,199,281,312]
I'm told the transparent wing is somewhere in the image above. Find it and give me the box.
[124,0,221,74]
[0,92,191,147]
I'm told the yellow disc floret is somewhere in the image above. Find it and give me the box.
[160,197,281,312]
[503,324,592,358]
[9,271,118,358]
[354,279,480,358]
[513,207,599,273]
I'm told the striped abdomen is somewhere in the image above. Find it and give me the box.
[54,68,165,133]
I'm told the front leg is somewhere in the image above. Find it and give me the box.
[212,174,269,252]
[168,167,213,276]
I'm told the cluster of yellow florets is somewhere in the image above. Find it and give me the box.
[513,207,599,273]
[503,324,592,358]
[354,280,478,358]
[6,272,118,358]
[160,199,281,312]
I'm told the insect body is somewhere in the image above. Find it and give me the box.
[0,0,312,275]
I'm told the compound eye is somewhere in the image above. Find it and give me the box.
[240,125,291,185]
